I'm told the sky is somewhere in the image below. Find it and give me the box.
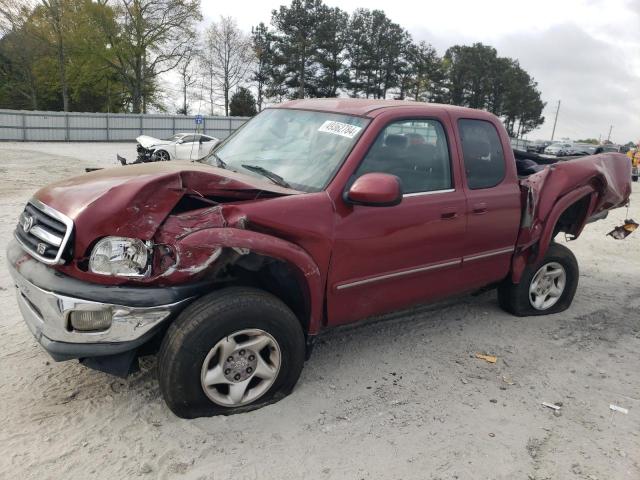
[197,0,640,143]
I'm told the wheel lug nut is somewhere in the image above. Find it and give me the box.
[224,368,231,375]
[234,373,241,381]
[239,349,245,356]
[246,367,253,373]
[248,355,255,361]
[227,356,233,362]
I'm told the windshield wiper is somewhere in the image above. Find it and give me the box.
[241,164,291,188]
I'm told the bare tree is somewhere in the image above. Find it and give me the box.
[201,16,252,116]
[95,0,201,113]
[177,45,198,114]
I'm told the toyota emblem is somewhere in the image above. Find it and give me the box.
[21,214,34,233]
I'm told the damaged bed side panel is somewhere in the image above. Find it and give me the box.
[512,153,631,282]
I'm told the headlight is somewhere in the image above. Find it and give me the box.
[89,237,150,277]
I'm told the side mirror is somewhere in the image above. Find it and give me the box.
[346,173,402,207]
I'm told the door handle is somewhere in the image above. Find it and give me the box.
[472,202,488,215]
[441,211,458,220]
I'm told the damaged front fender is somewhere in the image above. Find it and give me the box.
[155,227,323,334]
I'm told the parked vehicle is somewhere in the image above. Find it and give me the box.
[526,140,551,153]
[544,142,582,156]
[135,133,219,162]
[8,99,632,418]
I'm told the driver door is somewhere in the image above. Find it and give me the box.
[327,118,468,326]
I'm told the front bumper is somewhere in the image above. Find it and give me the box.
[7,239,201,361]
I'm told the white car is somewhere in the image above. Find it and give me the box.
[136,133,219,162]
[544,142,575,156]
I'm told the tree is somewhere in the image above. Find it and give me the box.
[0,0,42,109]
[229,87,257,116]
[440,42,545,136]
[270,0,322,99]
[313,5,348,97]
[396,40,443,102]
[345,9,408,99]
[0,0,128,112]
[93,0,201,113]
[40,0,70,111]
[177,45,198,114]
[250,22,273,111]
[201,16,252,116]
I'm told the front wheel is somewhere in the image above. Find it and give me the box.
[155,150,170,161]
[498,243,579,316]
[157,287,305,418]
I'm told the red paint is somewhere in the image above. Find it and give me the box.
[30,99,632,333]
[347,173,402,206]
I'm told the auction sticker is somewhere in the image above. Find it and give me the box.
[318,120,362,139]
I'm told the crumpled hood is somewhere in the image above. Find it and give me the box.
[34,162,300,257]
[136,135,169,149]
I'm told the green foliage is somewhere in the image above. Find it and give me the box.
[575,138,599,144]
[443,43,545,136]
[0,0,128,111]
[229,87,257,116]
[0,0,201,113]
[255,1,545,136]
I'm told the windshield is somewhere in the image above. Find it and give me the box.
[204,109,369,192]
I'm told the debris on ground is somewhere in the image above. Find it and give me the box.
[475,353,497,364]
[607,219,638,239]
[502,375,515,385]
[542,402,561,411]
[610,404,629,415]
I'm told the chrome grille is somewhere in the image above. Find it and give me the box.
[14,199,73,265]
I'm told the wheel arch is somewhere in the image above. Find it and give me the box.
[511,186,595,283]
[172,228,324,335]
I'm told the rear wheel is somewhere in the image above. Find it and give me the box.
[498,243,579,316]
[157,287,305,418]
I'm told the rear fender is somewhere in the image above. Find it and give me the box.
[511,186,595,283]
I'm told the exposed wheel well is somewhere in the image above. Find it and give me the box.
[552,195,591,239]
[214,253,311,334]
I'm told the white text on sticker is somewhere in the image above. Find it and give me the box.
[318,121,362,139]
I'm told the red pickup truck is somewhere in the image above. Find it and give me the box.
[8,99,631,418]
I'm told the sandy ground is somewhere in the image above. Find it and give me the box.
[0,142,638,480]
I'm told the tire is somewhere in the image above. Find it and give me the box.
[498,243,579,316]
[633,175,638,182]
[157,287,305,418]
[155,150,170,161]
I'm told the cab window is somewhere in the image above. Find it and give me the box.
[355,119,452,194]
[458,119,506,189]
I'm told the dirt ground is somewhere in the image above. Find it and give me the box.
[0,142,638,480]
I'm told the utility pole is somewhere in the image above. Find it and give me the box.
[550,100,561,141]
[607,125,613,142]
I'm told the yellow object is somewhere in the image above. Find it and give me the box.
[628,148,640,167]
[475,353,497,364]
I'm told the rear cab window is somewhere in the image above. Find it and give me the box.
[458,119,506,189]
